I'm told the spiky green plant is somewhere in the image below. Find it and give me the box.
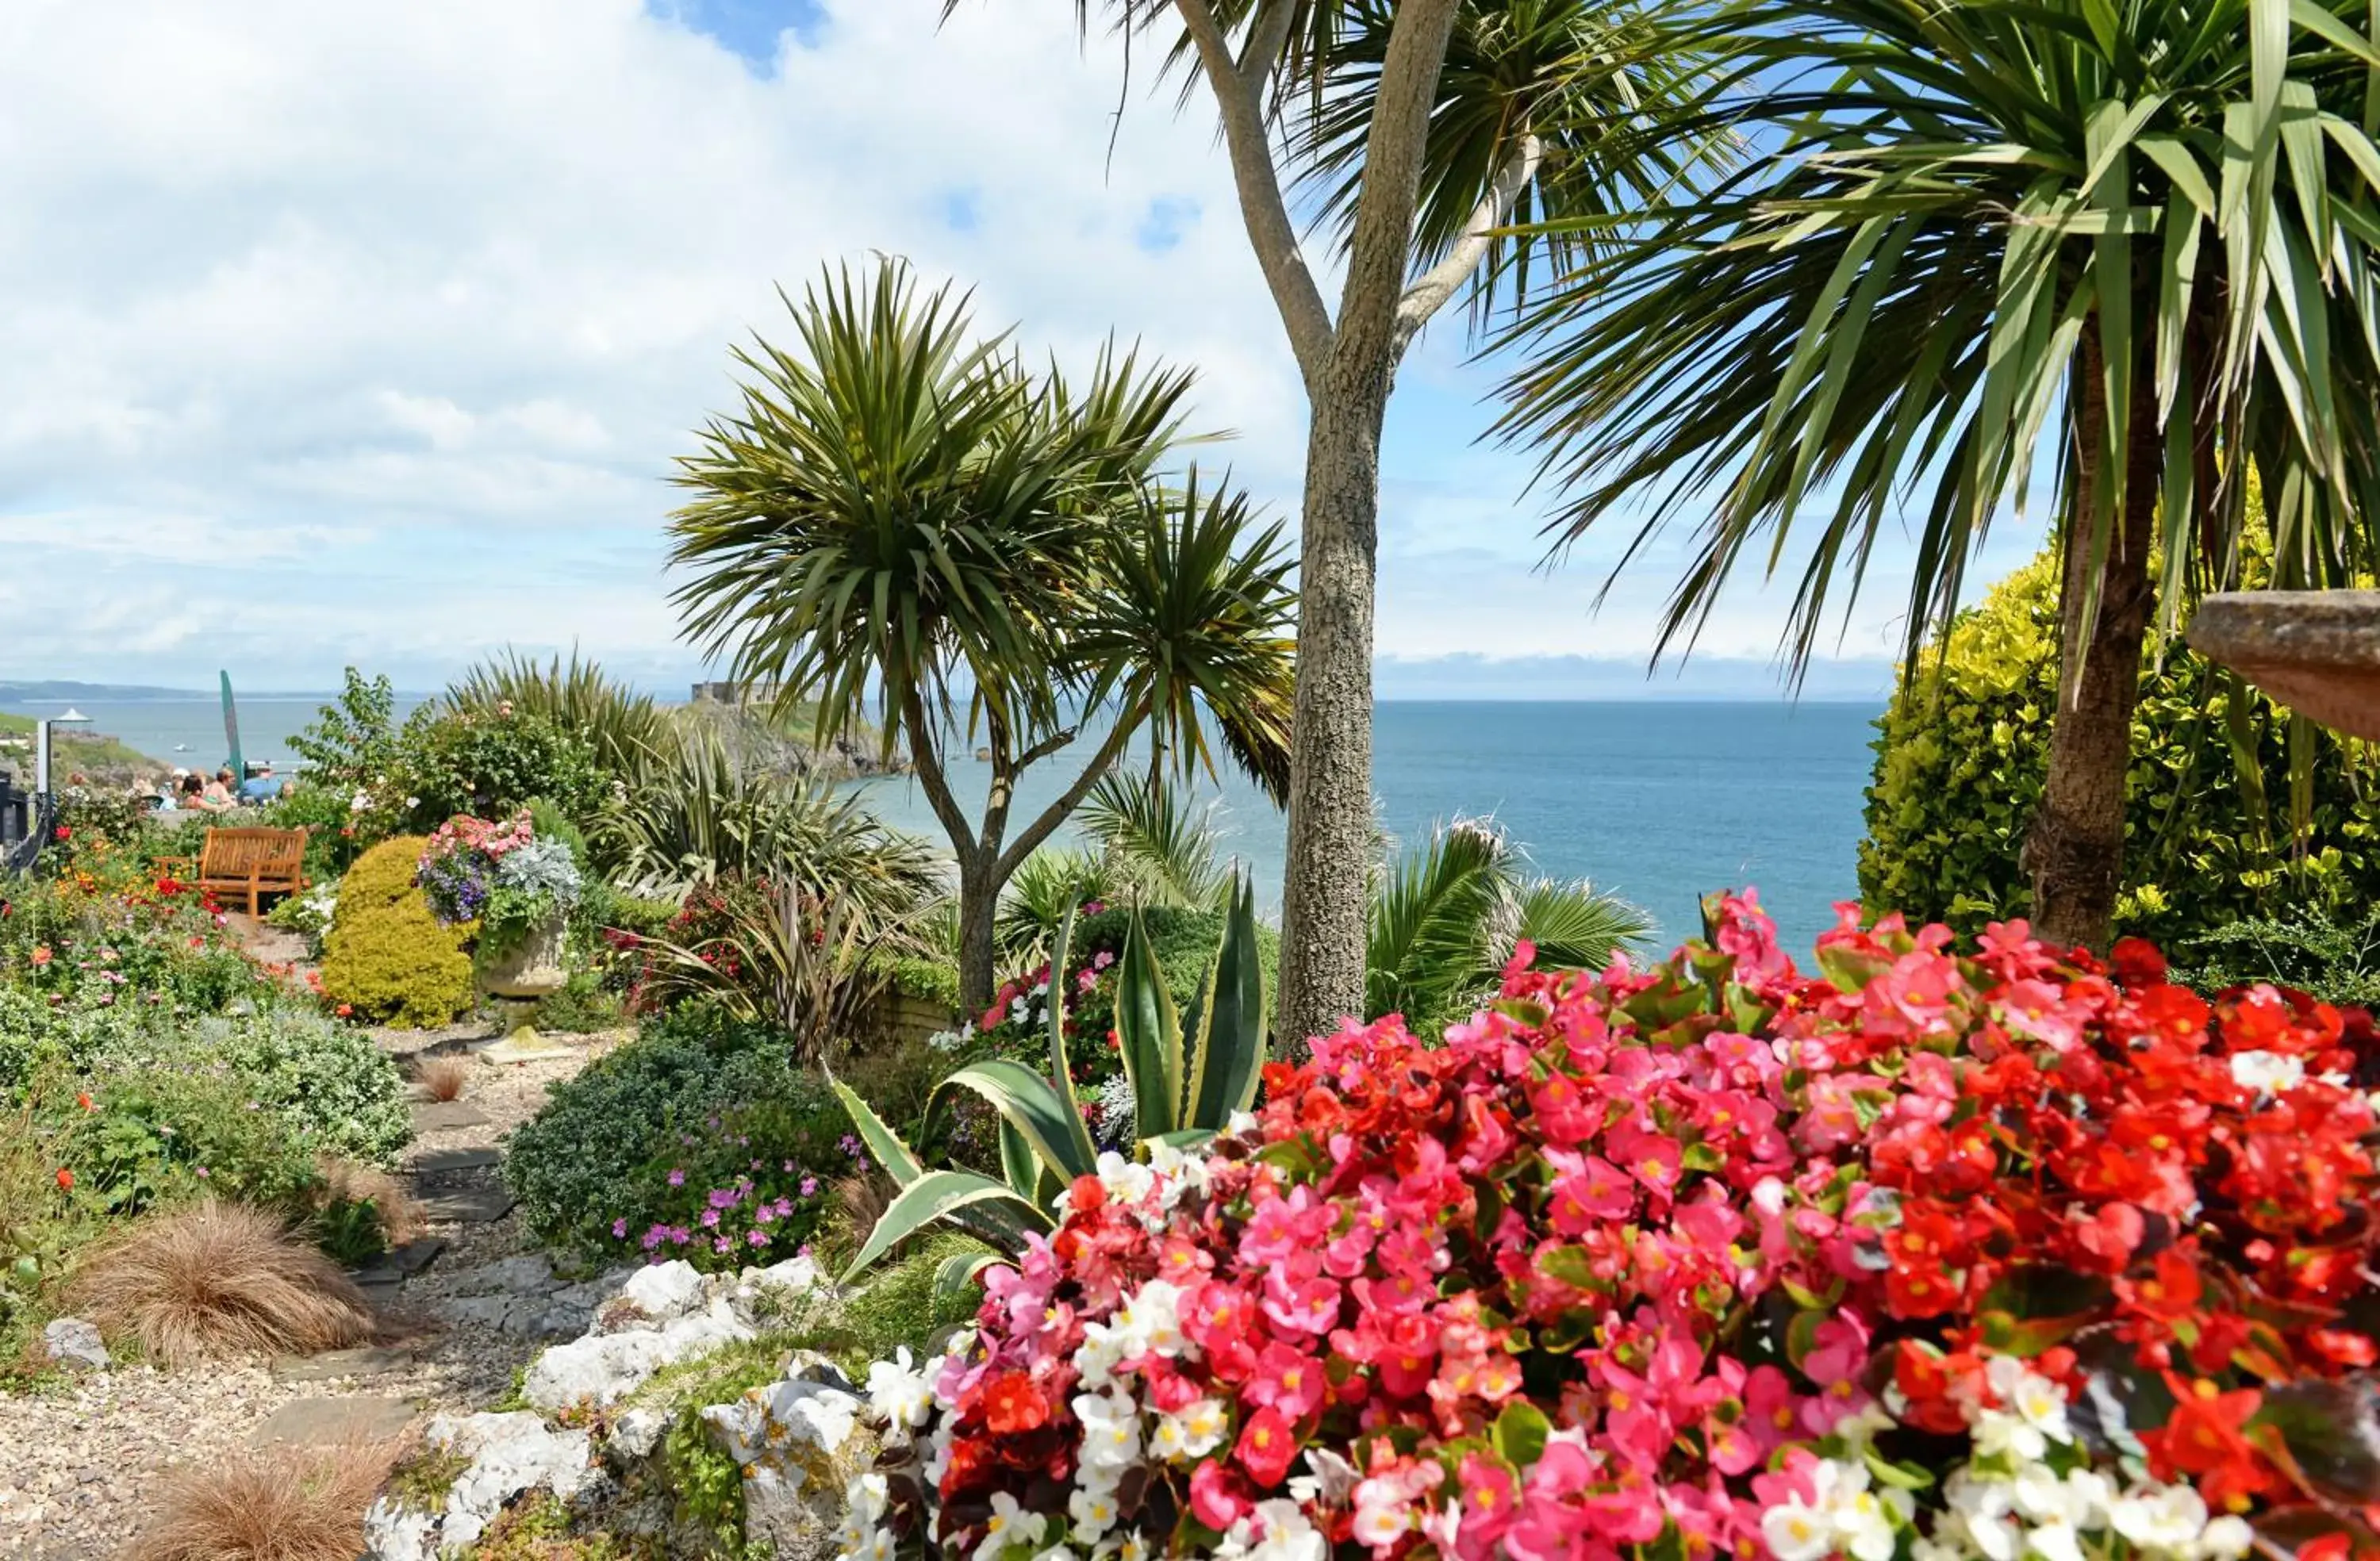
[446,650,673,787]
[830,876,1269,1280]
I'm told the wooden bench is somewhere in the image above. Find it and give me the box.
[157,827,309,914]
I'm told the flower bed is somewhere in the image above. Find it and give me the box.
[837,895,2380,1561]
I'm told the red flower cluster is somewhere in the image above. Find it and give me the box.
[852,896,2380,1561]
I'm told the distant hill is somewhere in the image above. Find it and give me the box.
[0,679,205,701]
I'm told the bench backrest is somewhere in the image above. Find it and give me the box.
[198,827,309,880]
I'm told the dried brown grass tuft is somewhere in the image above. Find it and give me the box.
[313,1156,425,1247]
[71,1201,377,1367]
[414,1054,470,1103]
[125,1438,396,1561]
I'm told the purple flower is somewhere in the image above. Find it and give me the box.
[781,1160,797,1174]
[707,1187,736,1210]
[713,1236,731,1254]
[612,1218,628,1238]
[671,1226,691,1245]
[798,1176,818,1198]
[754,1203,775,1224]
[666,1168,685,1187]
[747,1229,769,1247]
[642,1225,667,1251]
[701,1209,720,1228]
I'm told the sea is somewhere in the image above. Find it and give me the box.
[0,695,1884,957]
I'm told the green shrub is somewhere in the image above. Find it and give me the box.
[2175,905,2380,1008]
[52,1062,321,1218]
[532,971,627,1034]
[505,1007,852,1264]
[185,1007,411,1165]
[397,708,605,834]
[1065,904,1280,1040]
[1859,548,2380,947]
[320,836,475,1028]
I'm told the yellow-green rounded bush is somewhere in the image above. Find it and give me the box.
[320,836,474,1028]
[1859,548,2380,949]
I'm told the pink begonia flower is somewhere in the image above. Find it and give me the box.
[1188,1459,1250,1529]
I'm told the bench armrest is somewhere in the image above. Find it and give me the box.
[155,856,196,877]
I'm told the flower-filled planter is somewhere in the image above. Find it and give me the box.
[835,894,2380,1561]
[416,810,583,1001]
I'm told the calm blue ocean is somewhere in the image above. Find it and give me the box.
[3,696,1884,957]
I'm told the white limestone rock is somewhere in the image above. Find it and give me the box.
[612,1260,703,1325]
[699,1369,874,1561]
[608,1406,670,1462]
[361,1411,596,1560]
[40,1318,109,1371]
[725,1252,828,1325]
[523,1330,672,1413]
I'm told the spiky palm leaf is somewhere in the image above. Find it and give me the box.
[1498,0,2380,673]
[996,846,1117,961]
[1366,819,1649,1026]
[1079,772,1231,910]
[600,730,943,922]
[446,651,674,787]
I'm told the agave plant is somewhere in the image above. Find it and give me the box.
[830,873,1268,1282]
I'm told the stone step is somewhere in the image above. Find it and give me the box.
[416,1185,517,1225]
[250,1395,420,1447]
[410,1102,491,1133]
[350,1237,447,1288]
[270,1347,420,1384]
[410,1147,501,1176]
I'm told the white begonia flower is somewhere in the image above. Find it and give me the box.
[1095,1150,1157,1207]
[1069,1482,1121,1544]
[2195,1517,2255,1560]
[1217,1501,1329,1561]
[1911,1536,1971,1561]
[981,1491,1048,1559]
[1150,1398,1229,1462]
[1834,1402,1898,1449]
[866,1347,936,1441]
[1762,1496,1836,1561]
[1947,1471,2022,1561]
[1286,1447,1361,1508]
[2111,1482,2209,1553]
[1070,1389,1143,1473]
[1350,1475,1417,1550]
[1145,1138,1211,1205]
[1225,1110,1260,1137]
[1030,1545,1080,1561]
[2228,1049,2306,1095]
[1114,1279,1185,1357]
[1074,1321,1129,1390]
[2026,1517,2089,1561]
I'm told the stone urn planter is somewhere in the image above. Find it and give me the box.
[479,912,569,999]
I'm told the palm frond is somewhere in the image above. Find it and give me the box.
[1079,772,1230,910]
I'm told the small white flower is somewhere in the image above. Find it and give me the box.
[866,1347,937,1442]
[1069,1482,1121,1543]
[1150,1397,1228,1462]
[2195,1517,2255,1560]
[2228,1049,2305,1095]
[1095,1150,1156,1207]
[1762,1498,1835,1561]
[980,1491,1047,1559]
[1070,1389,1142,1472]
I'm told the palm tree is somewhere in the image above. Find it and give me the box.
[1366,818,1650,1032]
[946,0,1710,1041]
[670,258,1297,1009]
[1499,0,2380,949]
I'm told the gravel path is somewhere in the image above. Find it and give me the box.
[0,1016,629,1559]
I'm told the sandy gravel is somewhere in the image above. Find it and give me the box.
[0,1018,629,1559]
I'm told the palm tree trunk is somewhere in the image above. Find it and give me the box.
[2026,363,2159,951]
[956,856,1000,1018]
[1276,385,1388,1045]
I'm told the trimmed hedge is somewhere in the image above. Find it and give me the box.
[1859,548,2380,948]
[320,836,476,1028]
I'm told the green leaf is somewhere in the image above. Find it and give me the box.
[843,1169,1051,1282]
[827,1070,924,1189]
[1114,907,1185,1138]
[1041,903,1100,1172]
[1495,1402,1553,1468]
[932,1245,1001,1309]
[925,1060,1099,1187]
[1182,872,1267,1130]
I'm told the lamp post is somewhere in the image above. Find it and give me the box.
[34,707,91,803]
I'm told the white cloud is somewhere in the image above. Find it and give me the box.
[0,0,2016,692]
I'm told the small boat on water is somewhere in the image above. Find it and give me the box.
[172,744,190,752]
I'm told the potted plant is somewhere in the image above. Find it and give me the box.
[416,810,583,1002]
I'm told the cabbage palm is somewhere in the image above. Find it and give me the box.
[952,0,1714,1043]
[1499,0,2380,948]
[670,258,1296,1009]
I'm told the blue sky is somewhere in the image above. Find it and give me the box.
[0,0,2050,698]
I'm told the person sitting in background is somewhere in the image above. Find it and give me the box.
[177,773,215,813]
[237,764,283,803]
[201,768,237,812]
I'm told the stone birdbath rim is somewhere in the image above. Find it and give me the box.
[2184,589,2380,741]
